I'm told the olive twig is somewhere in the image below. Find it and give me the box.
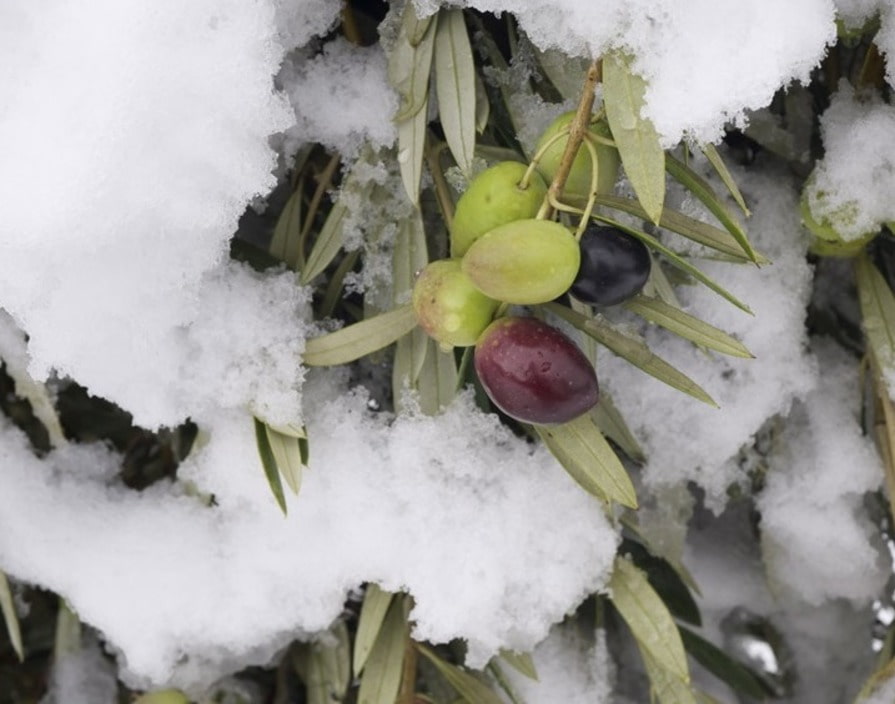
[548,192,585,217]
[536,57,603,221]
[574,133,602,240]
[519,127,571,190]
[425,133,456,231]
[298,153,341,271]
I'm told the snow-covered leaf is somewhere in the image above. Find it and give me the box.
[679,626,767,699]
[393,210,430,409]
[294,622,351,704]
[435,9,476,174]
[418,644,504,704]
[702,143,750,216]
[397,97,430,206]
[611,556,689,681]
[389,7,438,121]
[0,571,23,661]
[624,295,753,358]
[417,338,458,415]
[603,51,665,224]
[592,392,645,462]
[535,414,639,508]
[499,649,538,681]
[264,423,307,496]
[354,585,395,677]
[358,595,410,704]
[254,418,288,516]
[303,305,418,367]
[270,187,303,270]
[856,254,895,378]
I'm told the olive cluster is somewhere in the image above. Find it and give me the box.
[412,113,651,425]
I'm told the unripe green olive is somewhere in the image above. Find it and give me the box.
[534,112,619,199]
[461,219,580,304]
[133,690,190,704]
[451,161,548,257]
[412,259,500,347]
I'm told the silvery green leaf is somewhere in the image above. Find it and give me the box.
[591,392,645,463]
[53,599,81,660]
[294,621,351,704]
[701,143,750,216]
[592,215,753,314]
[418,644,505,704]
[397,97,430,206]
[254,417,288,516]
[435,10,476,175]
[611,556,690,681]
[624,294,753,358]
[269,187,303,270]
[637,641,698,704]
[535,414,638,508]
[358,595,410,704]
[0,571,23,661]
[354,585,395,677]
[679,626,767,699]
[546,303,717,407]
[666,154,756,263]
[856,254,895,379]
[418,337,458,416]
[854,656,895,702]
[303,304,418,367]
[264,423,306,496]
[389,7,438,121]
[499,650,538,681]
[603,51,665,224]
[474,71,490,134]
[300,199,347,285]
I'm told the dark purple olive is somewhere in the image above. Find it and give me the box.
[570,225,651,306]
[474,317,599,425]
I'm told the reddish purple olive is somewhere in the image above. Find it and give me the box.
[570,225,651,306]
[474,317,599,425]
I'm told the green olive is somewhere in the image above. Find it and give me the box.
[461,219,580,304]
[412,259,500,347]
[451,161,547,257]
[807,230,878,258]
[534,112,619,200]
[133,690,190,704]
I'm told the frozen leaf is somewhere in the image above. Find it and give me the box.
[418,644,504,704]
[856,254,895,378]
[294,621,351,704]
[702,143,750,216]
[303,305,418,367]
[679,626,767,699]
[389,7,438,121]
[0,570,23,661]
[354,585,395,677]
[358,595,410,704]
[263,423,307,496]
[435,9,476,174]
[397,98,430,206]
[603,52,665,224]
[499,649,538,681]
[270,187,304,270]
[254,418,288,516]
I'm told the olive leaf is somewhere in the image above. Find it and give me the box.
[303,304,418,367]
[679,626,768,699]
[624,294,753,358]
[610,556,690,681]
[474,71,490,134]
[637,641,698,704]
[856,254,895,377]
[435,9,476,175]
[621,539,701,627]
[418,338,459,415]
[358,595,410,704]
[854,654,895,702]
[269,187,304,270]
[487,660,526,704]
[592,214,753,314]
[665,154,757,263]
[354,585,395,677]
[53,599,81,660]
[300,198,347,285]
[417,644,505,704]
[0,570,23,661]
[535,414,639,508]
[583,193,766,263]
[592,391,646,462]
[254,417,288,516]
[701,143,750,216]
[499,649,538,681]
[545,303,717,406]
[263,423,307,496]
[389,6,438,121]
[603,51,665,224]
[294,621,352,704]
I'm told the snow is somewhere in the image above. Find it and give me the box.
[417,0,836,145]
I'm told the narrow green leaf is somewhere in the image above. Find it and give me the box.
[645,253,683,308]
[624,295,753,358]
[294,621,352,704]
[638,642,698,704]
[854,655,895,702]
[418,338,459,415]
[358,596,410,704]
[264,423,306,496]
[389,7,438,121]
[487,661,525,704]
[354,585,396,677]
[435,9,476,174]
[53,599,81,660]
[397,97,430,206]
[591,392,645,462]
[254,418,287,516]
[621,539,701,627]
[701,143,750,216]
[666,154,756,263]
[535,413,638,508]
[679,626,767,699]
[592,215,753,314]
[270,187,303,270]
[0,571,23,661]
[303,304,418,367]
[584,193,767,264]
[603,51,665,223]
[499,650,538,681]
[546,303,718,406]
[300,200,348,285]
[610,556,690,681]
[417,644,505,704]
[474,71,490,134]
[856,254,895,378]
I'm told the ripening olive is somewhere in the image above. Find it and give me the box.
[534,112,619,200]
[413,259,500,347]
[461,219,580,304]
[451,161,548,257]
[133,691,190,704]
[475,316,599,425]
[570,225,652,305]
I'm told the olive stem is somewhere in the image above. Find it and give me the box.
[574,133,602,240]
[536,57,603,221]
[519,127,571,190]
[425,134,456,232]
[298,152,341,271]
